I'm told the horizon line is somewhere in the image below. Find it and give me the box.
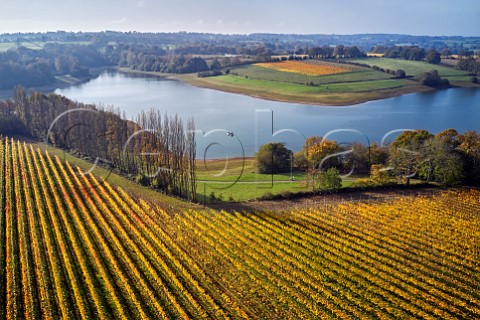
[0,30,478,39]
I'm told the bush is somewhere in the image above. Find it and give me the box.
[352,165,392,188]
[135,174,151,186]
[209,192,216,203]
[395,69,406,78]
[417,70,450,87]
[197,70,222,78]
[370,164,391,185]
[255,142,292,174]
[317,168,342,191]
[352,178,376,188]
[471,76,479,84]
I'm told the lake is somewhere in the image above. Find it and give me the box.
[56,71,480,159]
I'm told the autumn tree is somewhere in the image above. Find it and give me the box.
[389,129,465,186]
[441,48,452,58]
[333,45,345,58]
[435,128,460,151]
[210,58,222,71]
[3,87,197,200]
[297,136,341,170]
[255,142,292,174]
[389,130,433,185]
[425,50,441,65]
[353,164,391,188]
[133,110,197,199]
[458,130,480,184]
[346,142,389,174]
[419,138,464,185]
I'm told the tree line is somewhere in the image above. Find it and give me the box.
[0,42,262,88]
[4,31,478,53]
[2,39,477,90]
[256,128,480,189]
[119,51,210,73]
[0,86,197,200]
[307,45,366,59]
[371,46,428,61]
[0,43,108,89]
[456,57,480,76]
[370,45,445,65]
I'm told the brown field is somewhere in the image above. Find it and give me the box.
[255,60,350,76]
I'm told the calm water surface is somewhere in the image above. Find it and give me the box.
[56,72,480,158]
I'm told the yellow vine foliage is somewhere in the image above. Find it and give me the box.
[1,138,479,319]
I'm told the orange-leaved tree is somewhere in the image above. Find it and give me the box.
[295,136,341,170]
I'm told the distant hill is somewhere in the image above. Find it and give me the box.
[1,31,479,52]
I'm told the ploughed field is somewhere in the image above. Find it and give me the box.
[254,60,351,76]
[1,138,479,319]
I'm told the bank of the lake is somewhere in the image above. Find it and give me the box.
[173,72,433,106]
[117,55,477,106]
[56,71,480,159]
[0,67,109,100]
[118,66,434,106]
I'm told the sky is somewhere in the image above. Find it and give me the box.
[0,0,478,36]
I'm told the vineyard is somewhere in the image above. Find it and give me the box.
[1,138,480,319]
[254,60,350,76]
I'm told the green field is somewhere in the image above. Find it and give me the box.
[176,58,477,105]
[231,63,393,85]
[349,57,471,84]
[196,157,358,202]
[0,41,92,52]
[178,74,421,106]
[26,140,358,204]
[0,42,42,51]
[177,59,426,105]
[212,75,410,93]
[198,179,357,203]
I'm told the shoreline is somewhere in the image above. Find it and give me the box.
[5,66,472,107]
[174,74,435,106]
[64,66,480,107]
[117,67,436,106]
[0,67,110,100]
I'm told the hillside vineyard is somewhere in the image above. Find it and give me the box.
[0,138,479,319]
